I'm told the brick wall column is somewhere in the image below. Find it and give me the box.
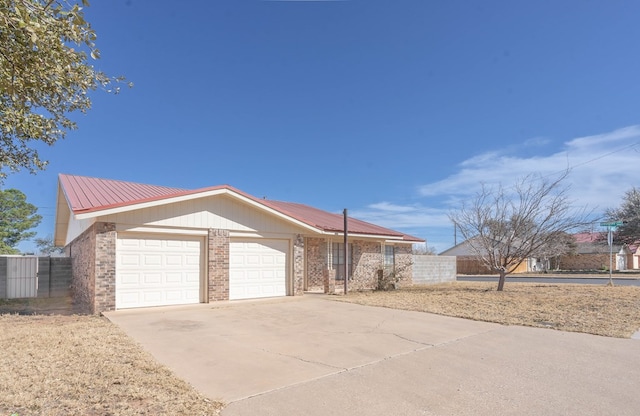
[94,222,116,312]
[208,229,229,301]
[323,268,336,294]
[293,234,304,295]
[68,224,97,314]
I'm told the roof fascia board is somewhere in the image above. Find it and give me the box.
[320,231,407,241]
[54,182,71,246]
[384,239,417,245]
[115,225,209,236]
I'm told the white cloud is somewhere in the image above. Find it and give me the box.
[367,202,417,213]
[351,203,450,229]
[418,125,640,209]
[353,125,640,252]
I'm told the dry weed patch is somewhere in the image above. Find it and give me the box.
[337,282,640,338]
[0,314,223,415]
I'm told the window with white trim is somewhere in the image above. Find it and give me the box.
[333,242,352,280]
[384,245,395,271]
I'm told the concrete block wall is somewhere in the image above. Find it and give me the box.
[0,256,72,299]
[412,255,456,284]
[36,257,50,298]
[49,257,73,296]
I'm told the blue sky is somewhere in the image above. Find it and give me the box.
[4,0,640,253]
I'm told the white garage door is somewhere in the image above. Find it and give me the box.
[229,239,288,300]
[116,234,202,309]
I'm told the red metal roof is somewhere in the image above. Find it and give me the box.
[264,200,423,241]
[573,232,605,243]
[58,174,424,242]
[59,174,189,213]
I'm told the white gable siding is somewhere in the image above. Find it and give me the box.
[66,217,96,246]
[99,195,306,234]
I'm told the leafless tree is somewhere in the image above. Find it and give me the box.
[605,187,640,245]
[449,171,590,291]
[413,244,438,255]
[530,231,577,271]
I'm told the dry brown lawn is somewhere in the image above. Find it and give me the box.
[0,314,223,416]
[336,282,640,338]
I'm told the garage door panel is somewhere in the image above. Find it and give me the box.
[165,272,182,284]
[143,254,162,266]
[185,272,200,283]
[229,239,287,300]
[119,273,141,285]
[116,235,202,309]
[186,255,200,266]
[165,255,183,267]
[120,254,140,266]
[142,273,162,284]
[143,239,162,249]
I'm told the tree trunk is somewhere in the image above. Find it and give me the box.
[497,271,506,291]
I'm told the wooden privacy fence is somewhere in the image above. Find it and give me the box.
[0,256,72,299]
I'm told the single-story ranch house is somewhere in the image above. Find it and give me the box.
[54,174,423,313]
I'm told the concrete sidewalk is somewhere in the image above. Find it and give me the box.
[105,295,640,416]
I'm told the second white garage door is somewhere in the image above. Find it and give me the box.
[116,234,202,309]
[229,239,288,300]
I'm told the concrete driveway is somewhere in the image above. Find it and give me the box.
[105,295,640,416]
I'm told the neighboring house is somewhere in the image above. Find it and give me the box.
[439,238,529,275]
[630,243,640,269]
[557,232,632,271]
[54,174,423,313]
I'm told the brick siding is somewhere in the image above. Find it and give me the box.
[393,245,413,288]
[304,238,415,292]
[349,240,382,291]
[293,234,304,295]
[559,253,612,271]
[208,228,230,301]
[67,222,116,314]
[68,224,97,313]
[94,223,116,312]
[305,237,326,291]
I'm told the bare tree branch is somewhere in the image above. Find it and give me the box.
[449,170,592,290]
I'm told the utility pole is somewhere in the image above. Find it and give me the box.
[344,208,348,295]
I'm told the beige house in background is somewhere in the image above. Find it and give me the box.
[439,238,528,275]
[441,232,639,274]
